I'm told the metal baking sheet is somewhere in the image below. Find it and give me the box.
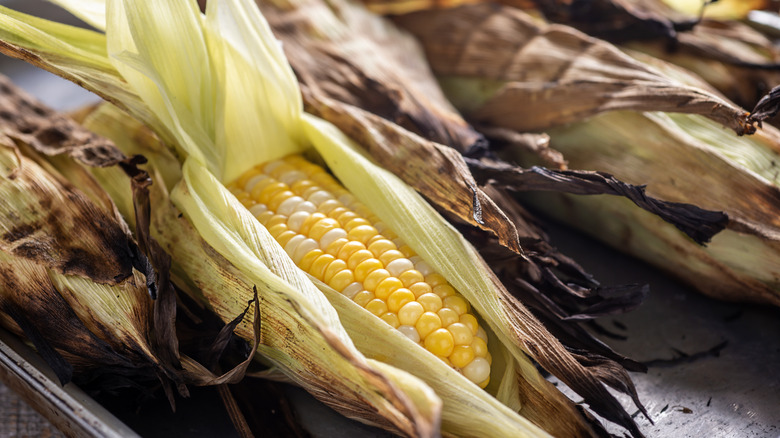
[0,1,779,436]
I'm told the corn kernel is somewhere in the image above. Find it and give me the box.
[310,254,335,280]
[344,217,371,231]
[399,270,424,287]
[387,288,415,313]
[380,312,400,329]
[299,213,327,236]
[418,293,443,312]
[328,266,354,292]
[424,329,454,357]
[276,230,297,248]
[471,337,488,358]
[444,295,469,315]
[323,259,347,283]
[347,225,379,244]
[460,314,479,335]
[438,308,459,327]
[448,323,474,346]
[347,249,374,270]
[416,312,442,339]
[317,199,341,214]
[433,284,456,298]
[450,345,475,369]
[366,299,388,317]
[363,269,391,292]
[398,325,420,343]
[324,237,349,256]
[408,282,433,298]
[354,258,383,282]
[386,258,414,277]
[266,189,295,210]
[309,217,340,241]
[425,273,448,288]
[398,301,424,326]
[353,290,374,307]
[462,357,490,385]
[298,248,324,272]
[378,249,405,265]
[375,277,404,300]
[337,241,367,262]
[367,238,397,257]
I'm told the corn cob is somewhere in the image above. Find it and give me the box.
[227,155,492,386]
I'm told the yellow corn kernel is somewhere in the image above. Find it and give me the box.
[309,217,340,241]
[387,288,415,313]
[380,312,400,329]
[354,258,383,283]
[367,238,397,257]
[399,270,424,288]
[337,241,367,262]
[375,277,404,300]
[471,337,488,358]
[347,249,374,271]
[433,284,456,299]
[450,345,475,369]
[276,230,297,248]
[323,260,355,292]
[353,290,374,307]
[323,259,348,284]
[459,314,479,335]
[398,301,424,326]
[347,225,379,244]
[425,328,454,357]
[448,323,474,346]
[299,212,328,236]
[378,249,405,266]
[416,312,442,339]
[438,308,459,327]
[324,238,349,256]
[408,282,433,298]
[299,248,324,272]
[363,269,391,292]
[343,217,371,231]
[444,295,469,315]
[366,299,388,317]
[310,254,336,280]
[418,293,443,312]
[425,273,448,288]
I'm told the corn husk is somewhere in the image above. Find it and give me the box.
[0,76,183,394]
[390,3,780,306]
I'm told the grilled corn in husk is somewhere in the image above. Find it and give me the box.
[0,76,181,393]
[390,3,780,307]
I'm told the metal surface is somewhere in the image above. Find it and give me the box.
[0,1,779,437]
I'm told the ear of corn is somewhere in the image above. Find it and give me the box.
[392,3,780,307]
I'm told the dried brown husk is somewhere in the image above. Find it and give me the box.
[392,3,780,306]
[260,0,482,154]
[621,19,780,113]
[0,81,176,390]
[393,3,755,136]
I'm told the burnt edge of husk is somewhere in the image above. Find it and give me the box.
[465,158,729,245]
